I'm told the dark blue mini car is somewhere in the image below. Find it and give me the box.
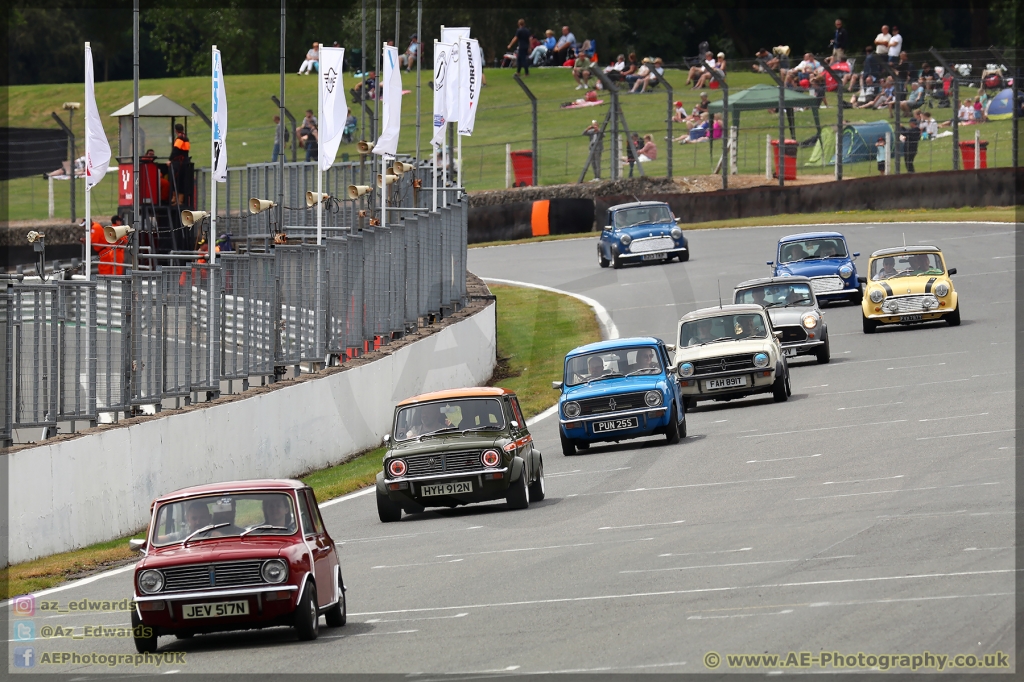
[769,231,862,304]
[554,338,685,456]
[597,201,689,269]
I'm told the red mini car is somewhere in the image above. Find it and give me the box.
[130,479,346,652]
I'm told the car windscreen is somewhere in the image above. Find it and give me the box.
[870,252,944,280]
[680,314,768,347]
[565,347,662,386]
[151,492,298,547]
[778,238,849,263]
[613,205,673,228]
[735,282,814,307]
[394,398,506,441]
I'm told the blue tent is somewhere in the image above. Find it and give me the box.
[808,121,893,165]
[987,88,1014,120]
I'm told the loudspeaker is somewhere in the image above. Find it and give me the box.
[376,173,398,188]
[392,161,415,175]
[249,198,276,214]
[356,140,375,154]
[306,191,331,207]
[180,210,209,227]
[103,224,134,244]
[347,184,372,199]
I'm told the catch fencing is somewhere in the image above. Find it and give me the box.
[2,161,467,446]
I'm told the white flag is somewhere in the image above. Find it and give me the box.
[212,48,228,182]
[457,38,483,136]
[441,27,469,123]
[431,41,452,146]
[318,46,348,170]
[84,43,111,189]
[373,44,402,158]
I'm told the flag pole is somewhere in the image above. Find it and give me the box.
[381,41,387,230]
[317,38,323,246]
[210,45,218,263]
[84,42,92,281]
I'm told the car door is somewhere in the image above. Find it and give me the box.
[297,489,334,607]
[660,343,682,415]
[510,395,534,470]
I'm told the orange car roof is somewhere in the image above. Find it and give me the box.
[397,386,514,406]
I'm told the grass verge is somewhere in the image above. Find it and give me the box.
[488,283,602,419]
[3,532,146,599]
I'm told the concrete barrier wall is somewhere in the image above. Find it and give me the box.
[6,303,496,565]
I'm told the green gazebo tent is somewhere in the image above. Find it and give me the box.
[706,83,823,151]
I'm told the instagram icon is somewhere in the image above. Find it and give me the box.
[13,595,35,617]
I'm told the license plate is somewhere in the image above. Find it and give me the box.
[784,348,798,357]
[901,314,923,322]
[641,253,666,261]
[182,600,249,619]
[420,481,472,496]
[593,416,639,433]
[706,376,747,390]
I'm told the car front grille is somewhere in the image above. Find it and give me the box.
[692,354,756,376]
[810,275,846,294]
[404,450,483,477]
[776,326,807,344]
[886,294,939,313]
[160,560,265,593]
[629,236,675,254]
[578,391,649,416]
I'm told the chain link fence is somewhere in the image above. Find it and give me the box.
[3,162,467,446]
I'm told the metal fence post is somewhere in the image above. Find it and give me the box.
[513,73,539,186]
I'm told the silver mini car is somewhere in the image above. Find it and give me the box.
[733,276,829,364]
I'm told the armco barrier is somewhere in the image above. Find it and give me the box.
[6,298,496,565]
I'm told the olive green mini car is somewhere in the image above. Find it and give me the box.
[376,387,545,522]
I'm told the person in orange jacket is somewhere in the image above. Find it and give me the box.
[84,215,128,275]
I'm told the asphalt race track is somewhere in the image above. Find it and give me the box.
[7,222,1016,676]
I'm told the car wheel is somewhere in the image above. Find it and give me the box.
[772,370,789,403]
[294,580,319,641]
[664,403,680,444]
[528,456,546,501]
[131,610,159,653]
[785,369,792,397]
[612,251,623,269]
[678,409,687,438]
[559,430,576,456]
[598,248,610,268]
[506,465,530,510]
[324,571,347,627]
[376,487,403,523]
[862,316,877,334]
[816,332,831,364]
[678,249,689,262]
[946,305,961,326]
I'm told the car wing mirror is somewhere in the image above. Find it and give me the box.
[382,433,391,445]
[766,261,774,267]
[603,225,612,232]
[948,267,957,275]
[857,275,867,284]
[772,331,783,339]
[510,420,519,429]
[552,381,563,390]
[853,252,860,258]
[665,343,676,352]
[129,538,147,553]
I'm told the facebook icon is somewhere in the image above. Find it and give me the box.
[14,647,35,668]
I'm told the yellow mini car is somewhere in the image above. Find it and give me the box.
[858,245,960,333]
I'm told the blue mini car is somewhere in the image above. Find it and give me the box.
[769,231,862,304]
[597,201,689,269]
[554,338,686,456]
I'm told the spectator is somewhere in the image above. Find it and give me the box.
[295,110,317,144]
[572,52,592,89]
[552,26,576,64]
[605,54,627,81]
[623,132,640,177]
[753,48,778,73]
[633,57,665,93]
[695,91,710,116]
[900,80,925,115]
[849,45,881,92]
[921,111,938,138]
[895,52,913,84]
[342,111,357,143]
[830,19,848,62]
[508,19,533,76]
[298,42,319,75]
[899,119,920,172]
[686,51,714,88]
[958,98,974,124]
[874,25,892,58]
[786,53,821,89]
[168,123,190,205]
[299,121,318,162]
[974,95,986,123]
[582,120,603,177]
[399,34,419,72]
[272,115,282,161]
[350,72,376,102]
[875,135,887,174]
[676,112,711,143]
[672,100,686,122]
[531,30,555,65]
[887,27,902,64]
[627,57,652,90]
[580,39,595,61]
[773,45,792,74]
[621,53,638,79]
[849,75,878,108]
[637,134,657,162]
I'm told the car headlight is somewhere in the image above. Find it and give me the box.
[838,264,854,279]
[777,271,792,277]
[644,390,663,407]
[678,362,694,378]
[563,401,581,418]
[869,289,884,303]
[481,449,501,467]
[670,227,683,240]
[934,282,949,297]
[138,569,164,594]
[922,297,937,309]
[620,234,632,246]
[261,559,288,584]
[387,458,407,478]
[801,313,818,329]
[753,352,770,368]
[883,300,899,313]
